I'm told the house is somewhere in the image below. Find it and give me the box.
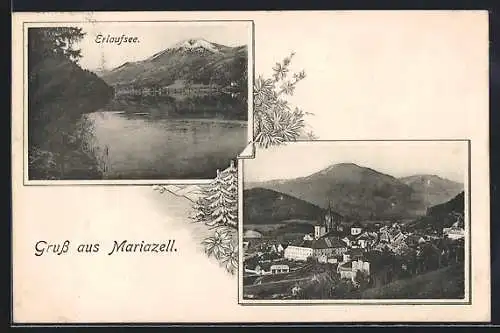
[342,235,358,247]
[349,248,364,261]
[373,242,391,252]
[303,233,314,241]
[407,234,426,247]
[318,253,343,264]
[443,226,465,240]
[312,237,348,258]
[355,232,377,249]
[277,243,285,253]
[379,224,405,245]
[243,230,263,239]
[314,223,327,240]
[350,222,363,236]
[269,243,285,254]
[389,228,405,244]
[356,235,369,249]
[284,245,313,261]
[379,230,390,243]
[270,264,290,274]
[317,254,328,264]
[328,255,343,264]
[254,262,274,276]
[291,284,302,296]
[337,259,371,281]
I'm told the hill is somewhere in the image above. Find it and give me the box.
[408,191,465,231]
[243,187,329,225]
[250,163,427,220]
[28,28,115,180]
[361,264,464,299]
[399,175,463,208]
[99,38,247,89]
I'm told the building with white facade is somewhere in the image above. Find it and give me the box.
[443,226,465,240]
[338,259,371,281]
[350,222,363,236]
[284,245,313,261]
[270,264,290,274]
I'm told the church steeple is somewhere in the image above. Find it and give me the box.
[324,200,332,231]
[324,200,340,232]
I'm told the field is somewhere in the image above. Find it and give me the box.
[244,278,309,298]
[244,220,317,237]
[361,264,465,299]
[244,224,286,234]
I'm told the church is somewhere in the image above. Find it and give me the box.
[314,202,344,240]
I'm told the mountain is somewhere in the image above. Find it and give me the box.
[399,175,463,208]
[427,191,465,216]
[409,191,465,231]
[99,38,247,88]
[243,187,329,225]
[249,163,436,220]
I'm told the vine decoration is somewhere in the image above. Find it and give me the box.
[254,52,317,148]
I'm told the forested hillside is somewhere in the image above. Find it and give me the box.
[28,28,114,180]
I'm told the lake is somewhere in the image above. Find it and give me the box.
[84,111,247,179]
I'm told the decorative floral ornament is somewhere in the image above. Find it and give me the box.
[220,243,239,274]
[203,229,233,260]
[253,52,315,148]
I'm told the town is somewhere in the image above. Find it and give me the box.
[113,79,241,98]
[242,203,465,300]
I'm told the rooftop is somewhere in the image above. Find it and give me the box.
[338,261,353,271]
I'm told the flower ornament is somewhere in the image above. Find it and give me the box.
[203,229,233,260]
[220,243,239,274]
[272,62,289,82]
[280,81,295,95]
[253,52,316,147]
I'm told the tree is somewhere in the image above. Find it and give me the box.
[332,278,360,299]
[29,27,85,71]
[355,270,371,290]
[191,160,239,274]
[194,160,238,228]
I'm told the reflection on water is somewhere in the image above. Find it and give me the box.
[84,110,247,179]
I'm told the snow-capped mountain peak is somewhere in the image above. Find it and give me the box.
[171,38,221,53]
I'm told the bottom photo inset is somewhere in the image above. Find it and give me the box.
[239,140,469,304]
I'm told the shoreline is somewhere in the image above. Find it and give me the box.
[93,109,248,125]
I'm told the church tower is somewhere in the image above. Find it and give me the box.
[324,201,335,232]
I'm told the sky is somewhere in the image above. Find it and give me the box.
[73,21,251,70]
[244,141,468,184]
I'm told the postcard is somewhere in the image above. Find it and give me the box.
[11,11,490,324]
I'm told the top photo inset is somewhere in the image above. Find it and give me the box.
[24,20,254,185]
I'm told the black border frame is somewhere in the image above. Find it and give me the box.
[238,140,472,306]
[21,19,255,185]
[8,4,498,328]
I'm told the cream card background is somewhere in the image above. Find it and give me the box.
[12,11,490,322]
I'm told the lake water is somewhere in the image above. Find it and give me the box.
[85,111,247,179]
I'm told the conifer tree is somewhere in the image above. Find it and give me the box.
[193,160,238,229]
